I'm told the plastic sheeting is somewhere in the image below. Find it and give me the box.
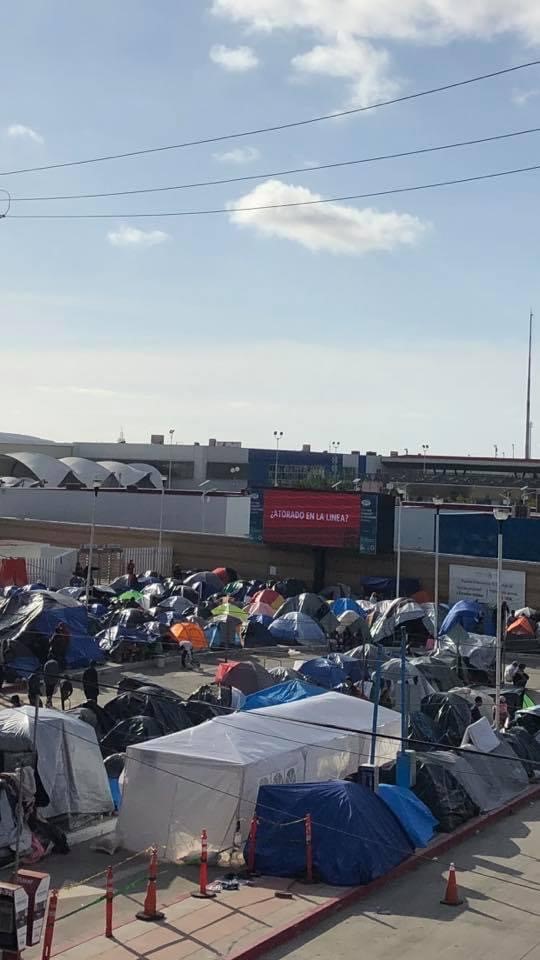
[242,680,326,712]
[274,594,338,635]
[414,754,478,831]
[377,784,438,848]
[250,781,413,885]
[0,591,104,672]
[421,693,472,746]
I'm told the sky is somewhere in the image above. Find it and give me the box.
[2,0,540,456]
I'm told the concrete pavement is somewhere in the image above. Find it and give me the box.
[266,799,540,960]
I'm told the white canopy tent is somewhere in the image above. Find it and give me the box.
[118,693,401,861]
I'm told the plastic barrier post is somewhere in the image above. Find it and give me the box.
[192,829,216,899]
[41,889,59,960]
[136,847,165,922]
[105,866,114,938]
[247,817,258,876]
[305,814,313,884]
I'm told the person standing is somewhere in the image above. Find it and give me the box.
[471,696,483,723]
[82,661,99,702]
[43,656,60,708]
[27,672,42,707]
[50,622,70,671]
[60,677,73,711]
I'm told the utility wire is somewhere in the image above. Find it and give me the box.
[0,59,539,178]
[8,160,540,219]
[6,125,540,202]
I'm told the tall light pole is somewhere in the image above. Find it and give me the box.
[199,481,216,534]
[85,482,100,605]
[394,487,406,599]
[273,431,283,487]
[157,474,167,573]
[168,428,175,489]
[432,497,444,644]
[493,507,510,729]
[421,444,429,477]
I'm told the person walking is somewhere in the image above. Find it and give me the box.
[60,677,73,711]
[27,672,42,708]
[50,622,70,671]
[43,656,60,707]
[82,661,99,702]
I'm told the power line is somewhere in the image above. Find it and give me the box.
[7,160,540,219]
[0,59,539,178]
[6,125,540,203]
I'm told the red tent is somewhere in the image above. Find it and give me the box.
[507,615,535,638]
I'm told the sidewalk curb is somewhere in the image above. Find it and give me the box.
[224,784,540,960]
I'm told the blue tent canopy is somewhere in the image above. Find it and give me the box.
[241,680,326,711]
[377,784,438,848]
[250,781,414,885]
[331,598,365,618]
[439,600,495,637]
[297,657,346,689]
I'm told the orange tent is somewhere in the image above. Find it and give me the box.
[170,622,208,650]
[506,615,535,638]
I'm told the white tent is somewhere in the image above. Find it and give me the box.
[118,693,401,861]
[0,708,113,820]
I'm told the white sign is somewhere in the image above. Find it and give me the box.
[448,564,526,609]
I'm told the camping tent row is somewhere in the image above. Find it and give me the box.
[118,693,401,861]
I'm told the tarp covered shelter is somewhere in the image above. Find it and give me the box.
[118,693,401,861]
[0,707,113,820]
[274,594,338,635]
[371,599,431,643]
[376,784,438,848]
[419,743,528,813]
[251,781,413,885]
[241,680,326,712]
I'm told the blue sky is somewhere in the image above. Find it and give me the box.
[2,0,540,455]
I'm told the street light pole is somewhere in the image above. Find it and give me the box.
[433,497,443,645]
[168,428,175,489]
[422,444,429,477]
[395,488,405,599]
[494,507,510,729]
[85,483,100,605]
[273,431,283,487]
[157,474,167,573]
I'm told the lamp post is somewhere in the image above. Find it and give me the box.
[493,506,511,729]
[432,497,444,645]
[273,431,283,487]
[157,474,167,573]
[394,487,406,599]
[421,444,429,477]
[230,465,241,486]
[199,481,216,534]
[85,482,101,605]
[168,428,175,489]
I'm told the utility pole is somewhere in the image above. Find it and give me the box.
[525,310,533,459]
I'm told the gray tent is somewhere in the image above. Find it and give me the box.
[417,742,528,813]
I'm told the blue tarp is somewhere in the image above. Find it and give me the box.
[241,680,326,711]
[331,598,365,617]
[297,657,346,689]
[32,603,105,668]
[268,613,325,644]
[250,781,414,886]
[377,784,438,848]
[439,600,494,637]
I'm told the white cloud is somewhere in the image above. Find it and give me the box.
[214,146,260,163]
[228,179,428,254]
[107,225,170,248]
[2,339,529,454]
[209,43,259,71]
[292,36,399,107]
[6,124,44,144]
[212,1,540,44]
[512,87,540,106]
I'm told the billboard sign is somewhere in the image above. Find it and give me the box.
[263,490,361,548]
[359,494,378,554]
[448,564,526,608]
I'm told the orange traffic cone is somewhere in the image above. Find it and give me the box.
[136,847,165,922]
[440,863,463,906]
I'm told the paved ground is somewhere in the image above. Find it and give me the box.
[265,798,540,960]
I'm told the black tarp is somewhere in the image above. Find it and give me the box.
[411,657,460,692]
[421,693,472,746]
[504,726,540,776]
[408,711,439,750]
[413,754,479,831]
[100,717,165,756]
[242,620,278,647]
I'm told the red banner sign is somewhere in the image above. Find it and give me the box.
[263,490,361,548]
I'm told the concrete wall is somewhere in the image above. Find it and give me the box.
[3,516,540,607]
[0,488,251,537]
